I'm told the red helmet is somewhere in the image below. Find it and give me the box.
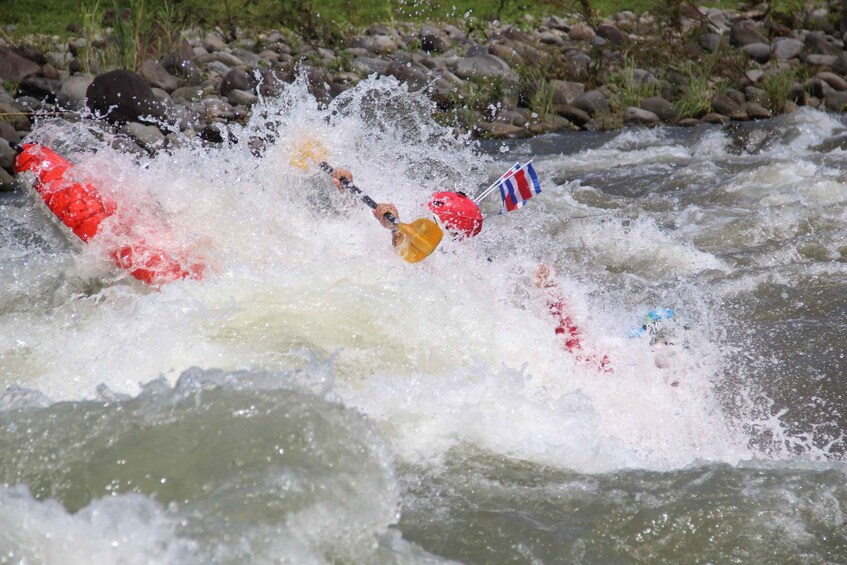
[426,191,483,238]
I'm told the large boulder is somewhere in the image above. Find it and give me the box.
[573,90,610,116]
[57,75,94,110]
[86,69,167,125]
[220,68,256,97]
[0,46,41,82]
[772,38,805,60]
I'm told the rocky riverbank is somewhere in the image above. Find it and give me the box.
[4,5,847,189]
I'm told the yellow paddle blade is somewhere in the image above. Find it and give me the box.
[290,138,328,171]
[394,218,443,263]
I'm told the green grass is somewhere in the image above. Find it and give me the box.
[2,0,710,40]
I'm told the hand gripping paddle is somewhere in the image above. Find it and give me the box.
[318,162,443,263]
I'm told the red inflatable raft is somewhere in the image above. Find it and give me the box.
[14,143,205,286]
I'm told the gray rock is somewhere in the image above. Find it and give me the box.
[806,54,836,67]
[729,19,768,47]
[624,106,660,126]
[565,52,591,80]
[171,86,207,102]
[352,56,390,75]
[804,31,842,56]
[677,117,702,127]
[539,31,565,46]
[465,45,489,57]
[744,86,767,105]
[773,38,805,60]
[140,59,180,92]
[1,100,28,132]
[550,80,585,105]
[160,53,202,85]
[454,55,513,80]
[488,44,523,65]
[569,23,595,41]
[632,68,660,88]
[203,98,234,120]
[597,23,626,44]
[824,90,847,111]
[743,43,771,63]
[0,137,16,172]
[573,90,610,116]
[57,75,93,110]
[833,52,847,75]
[205,61,232,77]
[232,49,261,67]
[227,88,257,106]
[198,51,245,68]
[0,46,41,82]
[476,121,527,139]
[121,122,165,149]
[702,112,730,124]
[640,96,676,122]
[0,166,16,191]
[204,32,228,52]
[701,33,721,53]
[817,73,847,93]
[743,101,771,119]
[0,120,20,143]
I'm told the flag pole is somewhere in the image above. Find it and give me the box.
[473,159,534,204]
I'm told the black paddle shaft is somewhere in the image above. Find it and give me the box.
[319,162,398,225]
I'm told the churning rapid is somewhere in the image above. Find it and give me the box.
[1,74,845,563]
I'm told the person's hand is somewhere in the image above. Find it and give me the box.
[332,168,352,192]
[533,264,556,289]
[373,203,398,230]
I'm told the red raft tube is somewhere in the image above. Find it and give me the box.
[13,143,206,286]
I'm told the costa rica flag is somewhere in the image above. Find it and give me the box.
[498,161,541,213]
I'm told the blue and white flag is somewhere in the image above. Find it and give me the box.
[498,161,542,213]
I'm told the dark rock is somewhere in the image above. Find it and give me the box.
[0,120,20,143]
[640,96,676,122]
[677,117,702,127]
[171,86,207,102]
[711,93,747,119]
[160,53,203,85]
[41,64,60,80]
[554,104,590,128]
[0,166,16,191]
[386,60,430,91]
[352,56,390,75]
[465,45,489,57]
[832,52,847,75]
[476,121,527,139]
[502,27,533,43]
[730,19,768,47]
[16,76,60,101]
[789,83,809,105]
[220,68,256,97]
[121,122,165,150]
[725,88,746,105]
[419,25,451,53]
[0,138,16,172]
[86,69,167,125]
[596,23,626,44]
[0,46,41,82]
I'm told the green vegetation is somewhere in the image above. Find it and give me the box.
[2,0,687,40]
[762,69,799,113]
[606,55,661,109]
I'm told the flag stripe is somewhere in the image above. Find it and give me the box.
[515,169,533,201]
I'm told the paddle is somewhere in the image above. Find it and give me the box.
[318,162,443,263]
[289,139,443,263]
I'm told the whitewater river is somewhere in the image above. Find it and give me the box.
[1,75,845,563]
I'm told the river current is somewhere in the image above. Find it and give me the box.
[0,75,845,563]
